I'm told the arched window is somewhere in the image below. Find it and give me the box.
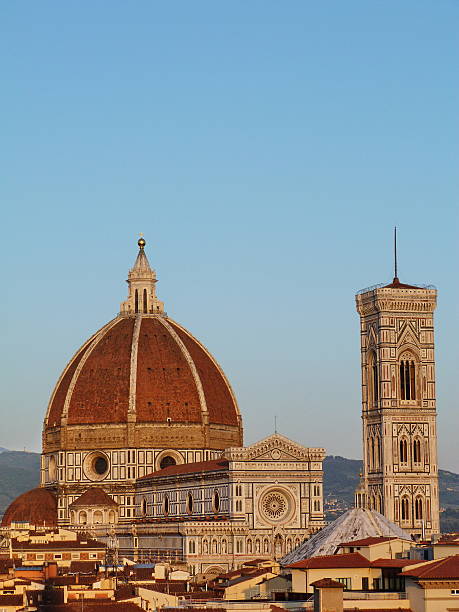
[212,490,220,513]
[143,288,148,313]
[400,358,416,400]
[163,495,169,516]
[413,439,422,464]
[368,351,379,405]
[399,438,408,463]
[188,539,196,554]
[135,289,139,313]
[160,455,176,470]
[79,511,87,525]
[186,492,193,515]
[415,497,423,520]
[375,436,380,470]
[371,437,376,471]
[93,510,103,524]
[401,497,409,521]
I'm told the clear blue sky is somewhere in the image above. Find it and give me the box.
[1,2,458,470]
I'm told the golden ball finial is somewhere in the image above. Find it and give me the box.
[138,234,146,249]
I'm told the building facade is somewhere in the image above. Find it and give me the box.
[2,238,325,573]
[355,276,440,537]
[135,434,325,573]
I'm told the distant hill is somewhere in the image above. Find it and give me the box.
[324,456,459,533]
[0,451,41,517]
[0,450,458,532]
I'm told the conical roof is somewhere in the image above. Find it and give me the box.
[281,508,412,564]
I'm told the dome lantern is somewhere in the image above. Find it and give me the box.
[120,236,165,316]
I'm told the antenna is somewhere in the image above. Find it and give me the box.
[394,226,398,281]
[274,415,277,434]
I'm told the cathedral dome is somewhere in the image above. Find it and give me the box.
[43,239,242,453]
[1,488,57,527]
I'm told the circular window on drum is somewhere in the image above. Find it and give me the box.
[259,489,292,523]
[83,451,110,481]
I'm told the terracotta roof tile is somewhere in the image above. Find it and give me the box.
[69,561,99,573]
[68,318,134,425]
[136,318,202,423]
[402,554,459,579]
[310,578,344,588]
[169,320,239,426]
[339,536,400,547]
[11,538,104,550]
[1,488,57,527]
[287,552,372,570]
[139,458,229,480]
[384,278,421,289]
[47,343,88,428]
[45,314,241,441]
[70,487,118,508]
[371,558,419,568]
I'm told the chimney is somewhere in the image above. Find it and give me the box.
[310,578,344,612]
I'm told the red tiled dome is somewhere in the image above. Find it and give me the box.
[1,488,57,527]
[43,314,242,449]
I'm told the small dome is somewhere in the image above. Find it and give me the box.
[1,488,57,527]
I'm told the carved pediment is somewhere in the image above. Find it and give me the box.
[368,325,378,347]
[224,433,325,463]
[397,321,420,348]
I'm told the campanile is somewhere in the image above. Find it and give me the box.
[355,270,440,537]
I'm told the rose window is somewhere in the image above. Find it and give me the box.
[261,490,290,521]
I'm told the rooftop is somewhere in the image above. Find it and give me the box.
[402,554,459,579]
[339,536,400,547]
[70,487,118,508]
[139,458,229,480]
[287,552,372,570]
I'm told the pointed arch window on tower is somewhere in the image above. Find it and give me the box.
[400,358,416,400]
[399,438,408,464]
[401,497,410,521]
[375,436,381,470]
[415,497,423,520]
[143,288,148,314]
[413,438,422,464]
[368,352,379,406]
[135,289,139,314]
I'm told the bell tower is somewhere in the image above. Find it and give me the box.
[355,243,440,537]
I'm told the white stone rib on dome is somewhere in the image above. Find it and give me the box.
[281,508,412,564]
